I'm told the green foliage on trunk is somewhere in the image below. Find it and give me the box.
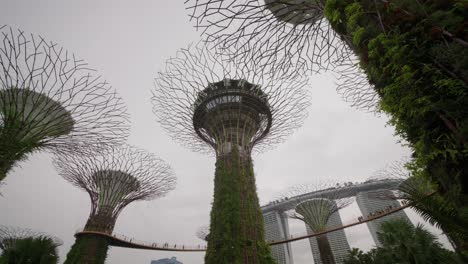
[316,234,336,264]
[324,0,468,253]
[64,235,109,264]
[205,147,276,264]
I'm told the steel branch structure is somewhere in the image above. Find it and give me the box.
[153,43,309,156]
[185,0,350,73]
[367,160,435,201]
[54,145,176,234]
[0,26,130,181]
[333,55,380,112]
[282,183,354,264]
[153,43,309,263]
[184,1,380,111]
[0,225,63,251]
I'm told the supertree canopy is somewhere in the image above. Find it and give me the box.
[0,25,130,182]
[283,183,354,264]
[53,144,176,264]
[154,43,309,155]
[153,43,309,263]
[0,225,63,264]
[185,0,351,73]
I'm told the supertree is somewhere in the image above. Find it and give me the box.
[196,225,210,242]
[281,183,354,264]
[153,43,309,263]
[0,25,130,182]
[0,225,63,264]
[53,145,176,264]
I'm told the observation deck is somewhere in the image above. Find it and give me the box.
[192,79,272,156]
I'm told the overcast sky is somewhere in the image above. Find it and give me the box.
[0,1,450,263]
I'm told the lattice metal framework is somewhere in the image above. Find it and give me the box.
[53,145,176,233]
[0,25,130,179]
[333,55,380,112]
[153,43,310,156]
[367,160,435,201]
[184,1,380,111]
[186,1,352,72]
[0,225,63,250]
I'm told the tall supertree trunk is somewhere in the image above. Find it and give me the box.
[205,147,275,264]
[64,215,115,264]
[64,211,116,264]
[65,234,109,264]
[316,235,335,264]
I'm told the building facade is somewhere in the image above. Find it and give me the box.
[356,190,411,247]
[263,210,294,264]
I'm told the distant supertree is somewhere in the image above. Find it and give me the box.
[153,43,309,263]
[282,183,354,264]
[196,225,210,242]
[53,145,176,264]
[184,1,380,111]
[0,225,63,264]
[0,25,130,182]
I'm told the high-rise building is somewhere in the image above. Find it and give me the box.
[356,190,411,247]
[306,206,351,264]
[263,211,294,264]
[151,257,182,264]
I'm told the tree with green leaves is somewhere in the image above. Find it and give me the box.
[0,226,62,264]
[344,218,459,264]
[344,248,377,264]
[323,1,468,245]
[153,43,309,263]
[369,160,468,260]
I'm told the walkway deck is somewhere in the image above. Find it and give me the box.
[75,201,412,252]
